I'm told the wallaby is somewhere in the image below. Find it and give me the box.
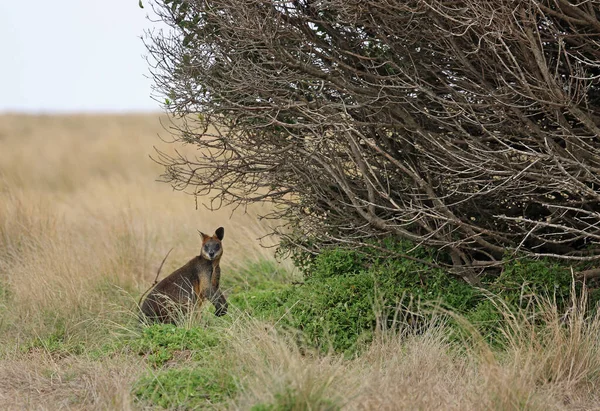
[140,227,228,324]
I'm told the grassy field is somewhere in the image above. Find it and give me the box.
[1,114,600,410]
[0,114,292,408]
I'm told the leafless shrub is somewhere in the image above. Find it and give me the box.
[146,0,600,280]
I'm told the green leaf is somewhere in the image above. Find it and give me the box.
[183,33,194,47]
[138,0,144,9]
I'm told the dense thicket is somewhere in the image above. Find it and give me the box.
[146,0,600,281]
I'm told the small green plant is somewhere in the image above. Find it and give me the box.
[92,323,221,367]
[134,367,236,409]
[462,257,583,342]
[251,387,340,411]
[493,258,573,304]
[22,314,87,357]
[128,324,237,408]
[126,324,220,367]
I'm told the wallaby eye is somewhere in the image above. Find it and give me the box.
[215,244,220,250]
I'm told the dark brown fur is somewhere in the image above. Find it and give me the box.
[140,227,227,324]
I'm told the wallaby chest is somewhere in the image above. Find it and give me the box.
[191,258,218,298]
[153,257,213,299]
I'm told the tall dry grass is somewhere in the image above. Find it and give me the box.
[0,352,141,410]
[0,114,287,330]
[226,290,600,410]
[0,114,290,409]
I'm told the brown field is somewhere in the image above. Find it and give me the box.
[1,114,599,410]
[0,114,290,409]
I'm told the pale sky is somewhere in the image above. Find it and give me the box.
[0,1,164,113]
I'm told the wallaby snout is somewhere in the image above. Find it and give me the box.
[201,239,222,261]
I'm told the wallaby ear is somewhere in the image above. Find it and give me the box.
[198,230,210,242]
[215,227,224,241]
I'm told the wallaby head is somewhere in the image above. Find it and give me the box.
[199,227,224,261]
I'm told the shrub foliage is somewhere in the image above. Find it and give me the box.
[146,0,600,280]
[232,241,583,353]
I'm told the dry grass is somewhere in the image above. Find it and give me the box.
[0,352,141,410]
[2,114,600,410]
[0,113,289,409]
[226,295,600,410]
[0,113,286,311]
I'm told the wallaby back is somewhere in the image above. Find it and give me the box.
[140,227,227,324]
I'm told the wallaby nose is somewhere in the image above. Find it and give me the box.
[209,251,215,259]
